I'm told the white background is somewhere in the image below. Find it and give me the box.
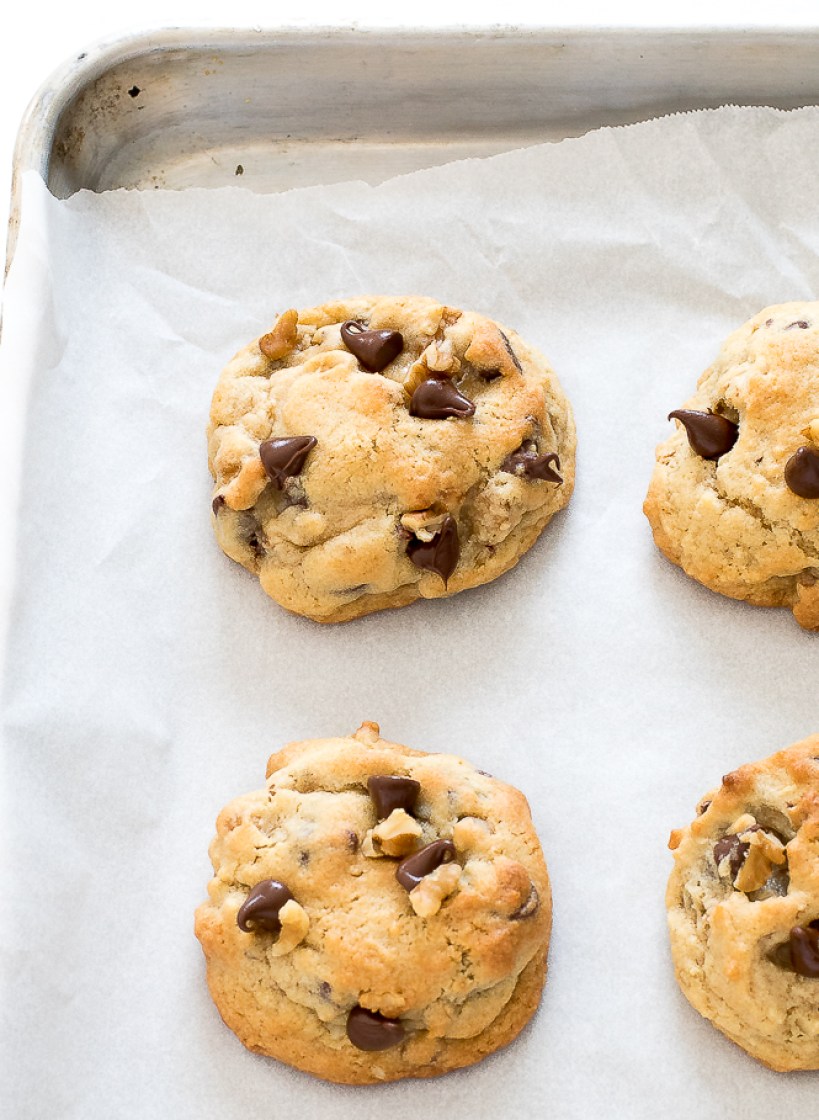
[3,2,819,256]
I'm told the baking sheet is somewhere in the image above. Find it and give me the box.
[2,105,819,1118]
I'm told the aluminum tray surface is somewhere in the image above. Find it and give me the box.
[15,26,819,201]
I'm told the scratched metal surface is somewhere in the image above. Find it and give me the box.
[6,25,819,271]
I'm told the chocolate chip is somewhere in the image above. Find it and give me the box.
[319,981,332,1000]
[212,495,226,514]
[668,410,739,460]
[367,776,421,820]
[127,86,141,98]
[259,436,317,488]
[790,922,819,977]
[769,922,819,976]
[340,321,404,372]
[502,443,562,483]
[510,883,540,920]
[396,839,456,892]
[237,880,294,933]
[409,376,476,419]
[406,514,459,584]
[346,830,359,852]
[346,1006,405,1051]
[784,446,819,498]
[785,320,810,330]
[713,832,754,880]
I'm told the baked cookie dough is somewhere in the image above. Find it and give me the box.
[208,295,575,622]
[194,722,551,1084]
[667,735,819,1071]
[644,303,819,630]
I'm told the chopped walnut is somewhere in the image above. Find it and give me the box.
[400,509,448,541]
[409,862,461,917]
[362,809,422,859]
[269,899,309,956]
[402,340,460,398]
[734,828,787,893]
[259,309,299,361]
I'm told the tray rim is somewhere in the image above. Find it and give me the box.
[7,21,819,283]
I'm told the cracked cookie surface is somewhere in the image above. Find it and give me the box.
[194,722,551,1084]
[667,735,819,1071]
[644,303,819,629]
[208,295,575,622]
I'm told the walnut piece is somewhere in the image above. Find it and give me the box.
[269,899,309,956]
[400,509,448,541]
[732,823,787,894]
[259,309,299,361]
[409,862,461,917]
[362,809,422,859]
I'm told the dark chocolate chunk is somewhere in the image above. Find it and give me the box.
[502,443,562,483]
[367,776,421,820]
[405,514,460,584]
[784,446,819,499]
[340,321,403,372]
[259,436,317,488]
[785,320,810,330]
[668,409,739,460]
[346,1006,406,1051]
[510,883,540,920]
[237,880,294,933]
[212,494,226,514]
[409,376,476,420]
[396,839,457,892]
[789,922,819,977]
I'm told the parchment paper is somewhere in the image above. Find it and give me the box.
[2,106,819,1119]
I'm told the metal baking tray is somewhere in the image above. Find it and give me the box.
[7,24,819,277]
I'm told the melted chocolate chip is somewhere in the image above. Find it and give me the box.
[406,514,460,584]
[340,321,404,372]
[785,320,810,330]
[784,446,819,498]
[396,839,457,892]
[259,436,317,488]
[367,776,421,820]
[713,832,755,879]
[346,1006,406,1051]
[409,375,476,420]
[212,495,226,514]
[237,880,294,933]
[502,443,562,483]
[511,883,540,920]
[668,410,739,460]
[790,922,819,977]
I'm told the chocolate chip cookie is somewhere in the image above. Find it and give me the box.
[208,296,575,622]
[194,722,551,1083]
[667,736,819,1071]
[644,303,819,629]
